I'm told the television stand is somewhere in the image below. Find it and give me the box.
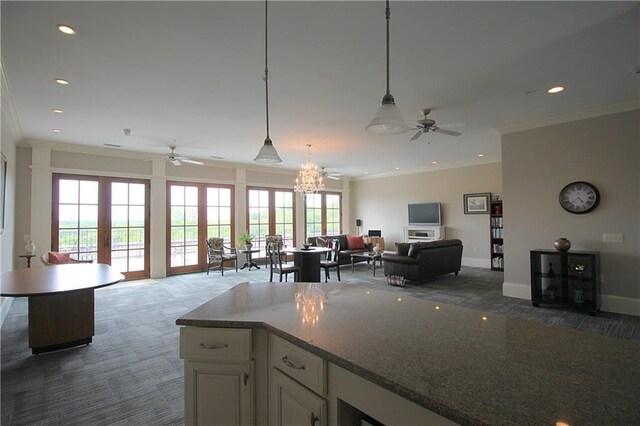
[403,226,445,242]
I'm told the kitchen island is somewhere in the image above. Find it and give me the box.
[176,282,640,425]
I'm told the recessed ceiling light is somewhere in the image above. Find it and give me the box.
[57,24,76,35]
[395,167,400,170]
[432,161,437,164]
[478,154,484,157]
[55,78,69,85]
[52,109,64,114]
[52,129,61,133]
[103,143,121,148]
[364,172,369,175]
[547,86,565,94]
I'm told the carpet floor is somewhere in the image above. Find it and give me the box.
[2,265,638,425]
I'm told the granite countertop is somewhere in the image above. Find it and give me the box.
[176,282,640,425]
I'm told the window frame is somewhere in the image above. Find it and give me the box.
[246,186,296,257]
[304,191,342,239]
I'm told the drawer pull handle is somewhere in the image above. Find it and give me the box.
[199,343,229,350]
[310,412,319,426]
[282,356,305,370]
[243,372,249,386]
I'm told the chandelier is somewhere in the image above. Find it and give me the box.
[294,145,325,194]
[295,284,326,325]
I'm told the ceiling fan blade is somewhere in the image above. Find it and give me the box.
[327,175,341,181]
[181,159,204,165]
[410,130,424,141]
[170,159,182,166]
[433,127,462,137]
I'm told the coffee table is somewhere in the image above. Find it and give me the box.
[238,249,261,270]
[350,252,383,276]
[1,263,124,354]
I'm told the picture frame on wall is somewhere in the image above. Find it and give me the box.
[463,192,491,214]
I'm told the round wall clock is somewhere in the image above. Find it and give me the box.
[559,181,600,214]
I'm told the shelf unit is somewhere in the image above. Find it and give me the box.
[530,249,600,316]
[403,226,445,242]
[489,200,503,271]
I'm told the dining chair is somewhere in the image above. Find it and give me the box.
[320,239,341,282]
[267,242,299,282]
[206,237,238,276]
[265,235,284,268]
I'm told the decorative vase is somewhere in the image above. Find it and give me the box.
[25,240,36,255]
[554,238,571,252]
[244,242,253,250]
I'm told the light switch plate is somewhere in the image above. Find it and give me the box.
[602,233,623,243]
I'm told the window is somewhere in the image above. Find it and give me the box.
[247,187,296,256]
[167,182,234,274]
[52,174,150,280]
[305,192,342,239]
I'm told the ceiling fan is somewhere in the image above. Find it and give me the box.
[410,109,462,141]
[165,146,203,166]
[320,166,342,180]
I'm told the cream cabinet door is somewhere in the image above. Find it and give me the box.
[185,361,254,426]
[270,369,326,426]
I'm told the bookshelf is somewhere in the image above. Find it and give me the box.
[490,200,503,271]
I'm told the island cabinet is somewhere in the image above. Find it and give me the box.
[180,327,267,426]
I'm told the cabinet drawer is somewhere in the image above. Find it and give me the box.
[180,327,251,362]
[270,334,326,396]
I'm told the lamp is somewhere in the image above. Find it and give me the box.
[254,0,282,164]
[366,0,409,135]
[294,145,325,195]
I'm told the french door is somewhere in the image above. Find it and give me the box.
[52,174,150,280]
[247,187,296,258]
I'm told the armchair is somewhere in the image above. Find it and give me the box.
[206,237,238,276]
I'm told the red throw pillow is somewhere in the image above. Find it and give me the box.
[347,235,365,250]
[48,252,71,264]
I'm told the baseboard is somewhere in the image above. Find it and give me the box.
[502,282,640,316]
[600,294,640,317]
[462,257,491,268]
[0,297,14,327]
[502,282,530,299]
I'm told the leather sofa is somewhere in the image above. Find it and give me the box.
[383,239,463,282]
[307,234,372,265]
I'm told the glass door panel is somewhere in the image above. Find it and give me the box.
[169,184,199,271]
[56,178,99,262]
[274,191,294,249]
[248,189,270,256]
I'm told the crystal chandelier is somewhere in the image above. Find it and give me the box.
[294,145,325,194]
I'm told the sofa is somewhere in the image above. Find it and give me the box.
[383,239,463,282]
[307,234,373,265]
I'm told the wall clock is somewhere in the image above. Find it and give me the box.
[559,181,600,214]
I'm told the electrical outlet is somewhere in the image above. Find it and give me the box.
[602,233,624,243]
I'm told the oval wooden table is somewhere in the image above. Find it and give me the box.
[1,263,124,354]
[282,247,331,282]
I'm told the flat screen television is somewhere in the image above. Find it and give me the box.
[408,202,442,226]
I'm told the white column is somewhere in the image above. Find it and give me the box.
[342,177,351,234]
[235,167,247,245]
[149,159,166,278]
[29,142,52,264]
[295,192,305,246]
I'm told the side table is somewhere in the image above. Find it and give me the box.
[19,254,37,268]
[238,249,261,270]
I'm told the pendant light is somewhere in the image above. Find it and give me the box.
[366,0,409,135]
[254,0,283,163]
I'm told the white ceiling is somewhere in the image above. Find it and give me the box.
[2,1,639,177]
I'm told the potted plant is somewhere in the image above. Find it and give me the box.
[237,231,255,250]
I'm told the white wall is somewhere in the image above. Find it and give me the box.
[350,162,503,267]
[502,109,639,315]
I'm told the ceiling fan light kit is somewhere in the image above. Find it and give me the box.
[366,0,409,135]
[253,0,283,164]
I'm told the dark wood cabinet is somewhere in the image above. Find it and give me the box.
[490,200,503,271]
[530,249,600,315]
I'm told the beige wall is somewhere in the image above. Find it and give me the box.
[350,163,503,267]
[502,109,639,315]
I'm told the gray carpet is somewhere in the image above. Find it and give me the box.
[2,265,639,425]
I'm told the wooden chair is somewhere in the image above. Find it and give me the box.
[41,252,93,265]
[267,242,299,282]
[320,239,341,282]
[265,234,285,267]
[206,237,238,276]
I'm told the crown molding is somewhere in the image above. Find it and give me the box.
[352,156,501,182]
[0,60,24,141]
[496,98,640,135]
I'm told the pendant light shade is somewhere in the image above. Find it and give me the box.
[254,137,282,163]
[366,0,409,135]
[254,0,283,163]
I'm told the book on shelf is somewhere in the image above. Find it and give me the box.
[492,257,504,269]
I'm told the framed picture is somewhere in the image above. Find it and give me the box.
[0,153,6,234]
[464,192,491,214]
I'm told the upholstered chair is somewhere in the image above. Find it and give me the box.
[206,237,238,276]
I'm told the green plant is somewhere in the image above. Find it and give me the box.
[237,231,255,245]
